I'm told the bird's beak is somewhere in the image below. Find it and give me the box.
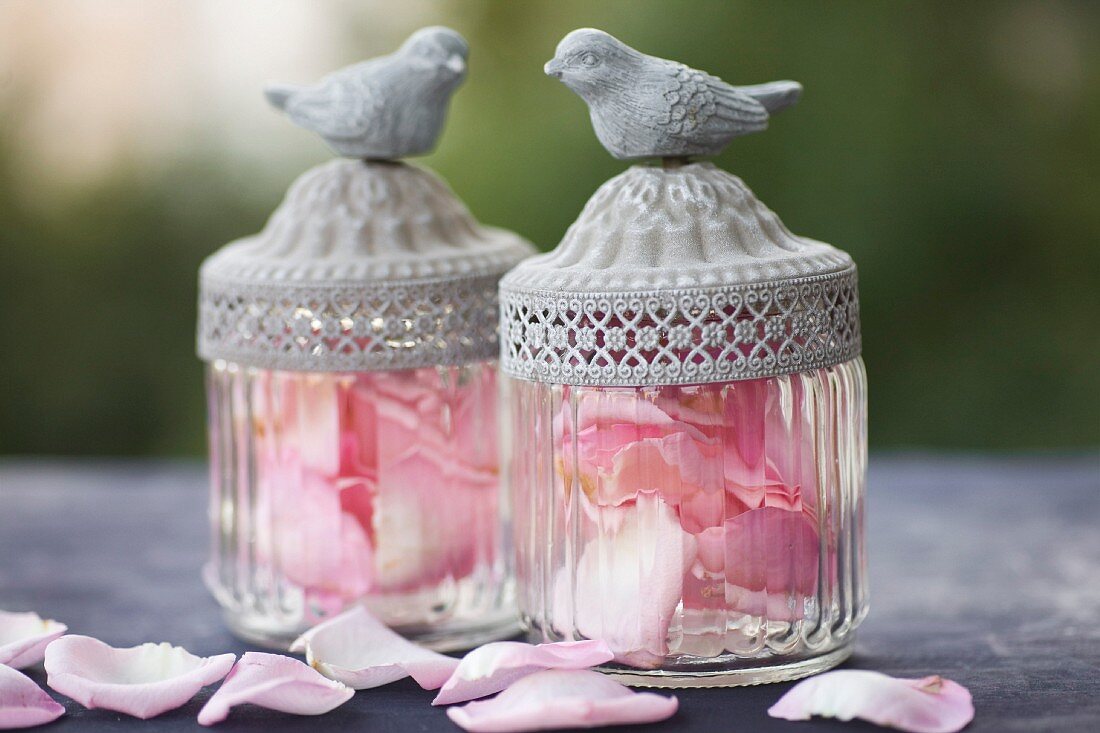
[544,58,564,79]
[445,54,465,74]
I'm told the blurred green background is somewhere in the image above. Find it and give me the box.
[1,0,1097,456]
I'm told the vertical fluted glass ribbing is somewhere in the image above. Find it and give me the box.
[205,361,516,651]
[510,358,867,686]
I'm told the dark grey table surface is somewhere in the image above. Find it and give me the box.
[2,454,1098,732]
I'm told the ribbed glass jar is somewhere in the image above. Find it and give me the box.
[205,360,515,651]
[508,358,867,686]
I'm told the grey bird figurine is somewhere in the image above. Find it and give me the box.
[545,28,801,160]
[265,26,468,160]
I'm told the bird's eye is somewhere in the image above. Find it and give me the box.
[580,52,599,67]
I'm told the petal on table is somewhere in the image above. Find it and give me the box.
[0,610,67,669]
[433,640,614,706]
[44,635,234,720]
[0,664,65,729]
[197,652,352,726]
[447,669,677,733]
[768,670,975,733]
[290,605,458,690]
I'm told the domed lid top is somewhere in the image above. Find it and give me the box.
[201,159,532,286]
[502,162,851,293]
[198,159,533,373]
[499,162,860,387]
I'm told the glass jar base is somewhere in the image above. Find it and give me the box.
[602,643,854,688]
[394,616,521,653]
[222,612,302,651]
[221,609,519,653]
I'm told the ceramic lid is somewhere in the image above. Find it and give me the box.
[499,29,859,387]
[197,31,533,372]
[198,159,532,372]
[503,161,852,292]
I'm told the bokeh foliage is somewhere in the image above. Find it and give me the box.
[1,0,1098,455]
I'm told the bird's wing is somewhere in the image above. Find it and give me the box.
[283,60,390,139]
[706,74,769,131]
[652,65,767,138]
[735,80,802,114]
[648,65,717,133]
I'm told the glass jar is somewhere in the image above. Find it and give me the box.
[508,360,867,685]
[197,156,534,650]
[498,160,867,685]
[205,360,515,650]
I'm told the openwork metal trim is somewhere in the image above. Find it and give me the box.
[198,273,503,372]
[500,267,861,386]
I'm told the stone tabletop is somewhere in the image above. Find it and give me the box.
[1,454,1098,732]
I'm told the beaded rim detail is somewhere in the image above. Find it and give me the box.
[499,266,860,386]
[198,273,504,372]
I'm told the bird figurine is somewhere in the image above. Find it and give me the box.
[265,26,469,160]
[544,28,802,160]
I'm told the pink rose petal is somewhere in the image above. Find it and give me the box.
[553,491,696,668]
[289,605,458,689]
[0,610,67,670]
[44,635,234,719]
[371,449,493,592]
[433,640,614,706]
[197,652,352,726]
[363,367,499,595]
[270,468,376,603]
[768,670,975,733]
[447,669,678,732]
[0,664,65,729]
[254,366,499,612]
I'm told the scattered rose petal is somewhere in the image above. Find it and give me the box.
[768,670,974,733]
[44,635,234,719]
[0,664,65,729]
[433,640,614,706]
[289,605,458,689]
[0,611,67,670]
[197,652,352,726]
[447,669,677,732]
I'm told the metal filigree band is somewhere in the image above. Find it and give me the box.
[198,273,503,372]
[499,267,861,386]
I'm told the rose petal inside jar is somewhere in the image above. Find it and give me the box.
[537,369,857,667]
[243,364,502,629]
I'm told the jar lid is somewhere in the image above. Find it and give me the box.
[198,29,533,372]
[199,159,533,372]
[499,29,860,387]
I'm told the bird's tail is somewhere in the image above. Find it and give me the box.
[263,83,300,111]
[739,80,802,114]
